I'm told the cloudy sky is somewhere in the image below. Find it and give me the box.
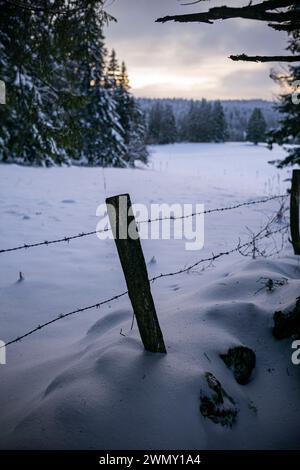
[104,0,288,100]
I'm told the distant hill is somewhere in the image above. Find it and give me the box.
[138,98,279,142]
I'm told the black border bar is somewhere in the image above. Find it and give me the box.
[0,450,299,466]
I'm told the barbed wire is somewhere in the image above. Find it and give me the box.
[3,291,128,348]
[149,224,289,282]
[1,223,289,349]
[0,228,111,254]
[0,194,288,254]
[137,194,288,225]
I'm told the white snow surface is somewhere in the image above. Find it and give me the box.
[0,142,299,449]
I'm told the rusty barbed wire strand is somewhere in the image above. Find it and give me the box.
[0,194,288,254]
[1,223,289,349]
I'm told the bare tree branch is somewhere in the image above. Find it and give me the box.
[156,1,298,25]
[268,21,300,31]
[156,1,299,63]
[230,53,300,62]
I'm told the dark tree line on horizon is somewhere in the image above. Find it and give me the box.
[144,100,268,145]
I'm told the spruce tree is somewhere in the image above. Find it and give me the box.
[0,0,69,166]
[181,100,196,142]
[184,99,213,142]
[247,108,267,145]
[212,101,228,142]
[124,96,149,165]
[147,102,163,144]
[109,60,131,147]
[268,30,300,167]
[146,102,177,145]
[119,62,148,165]
[199,99,213,142]
[64,4,126,167]
[107,49,120,86]
[0,0,128,168]
[107,54,148,165]
[160,105,177,144]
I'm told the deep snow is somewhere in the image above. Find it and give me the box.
[0,142,299,449]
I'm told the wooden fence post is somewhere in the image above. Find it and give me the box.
[106,194,167,354]
[290,169,300,255]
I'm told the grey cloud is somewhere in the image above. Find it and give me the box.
[220,68,279,100]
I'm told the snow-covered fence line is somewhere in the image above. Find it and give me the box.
[0,222,289,351]
[0,194,288,255]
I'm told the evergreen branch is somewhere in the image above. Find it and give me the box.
[3,0,114,18]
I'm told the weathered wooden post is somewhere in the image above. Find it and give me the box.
[290,169,300,255]
[106,194,167,354]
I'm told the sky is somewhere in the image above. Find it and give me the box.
[104,0,288,101]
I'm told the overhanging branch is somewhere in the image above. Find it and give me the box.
[156,1,298,25]
[230,54,300,62]
[156,1,299,63]
[268,21,300,31]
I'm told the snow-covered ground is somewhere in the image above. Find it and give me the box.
[0,142,299,449]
